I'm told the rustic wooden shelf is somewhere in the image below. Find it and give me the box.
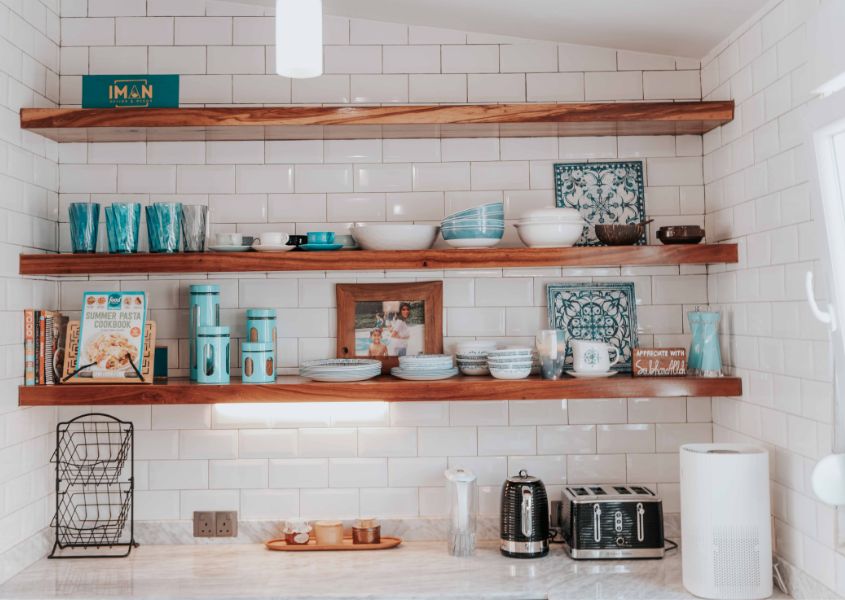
[18,374,741,405]
[20,101,734,142]
[20,245,737,276]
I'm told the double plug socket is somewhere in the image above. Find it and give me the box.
[193,511,238,537]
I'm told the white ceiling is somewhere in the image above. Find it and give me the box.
[227,0,771,58]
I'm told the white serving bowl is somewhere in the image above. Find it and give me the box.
[489,366,532,380]
[458,364,490,376]
[443,236,502,248]
[351,224,439,251]
[518,207,583,222]
[514,221,585,248]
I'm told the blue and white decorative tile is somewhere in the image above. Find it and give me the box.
[546,282,638,372]
[554,161,646,246]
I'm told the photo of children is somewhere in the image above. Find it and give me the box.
[354,300,425,357]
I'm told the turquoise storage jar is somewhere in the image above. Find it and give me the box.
[246,308,277,366]
[197,326,230,384]
[241,342,275,383]
[189,284,221,381]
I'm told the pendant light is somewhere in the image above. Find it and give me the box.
[275,0,323,79]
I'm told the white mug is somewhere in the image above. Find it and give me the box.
[253,232,288,247]
[570,340,620,373]
[214,232,242,246]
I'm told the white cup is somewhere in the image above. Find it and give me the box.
[570,340,620,373]
[214,232,243,246]
[253,232,288,247]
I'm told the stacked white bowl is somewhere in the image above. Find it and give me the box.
[455,340,498,376]
[514,207,586,248]
[391,354,458,380]
[487,347,534,380]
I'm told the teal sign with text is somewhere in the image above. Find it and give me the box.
[82,75,179,108]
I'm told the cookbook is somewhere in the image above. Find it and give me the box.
[76,292,147,379]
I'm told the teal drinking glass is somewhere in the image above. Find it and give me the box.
[68,202,100,253]
[105,203,141,254]
[145,202,182,253]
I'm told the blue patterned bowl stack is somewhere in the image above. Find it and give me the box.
[68,202,100,253]
[104,203,141,254]
[246,308,277,371]
[241,342,275,383]
[189,284,221,381]
[145,202,182,253]
[196,326,230,384]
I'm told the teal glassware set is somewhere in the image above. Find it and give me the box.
[687,309,722,377]
[104,203,141,253]
[244,309,277,383]
[190,285,223,383]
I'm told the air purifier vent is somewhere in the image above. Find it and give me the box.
[712,526,761,597]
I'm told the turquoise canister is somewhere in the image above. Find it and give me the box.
[688,310,722,377]
[687,311,704,375]
[246,308,277,366]
[197,326,230,384]
[189,284,221,381]
[241,342,275,383]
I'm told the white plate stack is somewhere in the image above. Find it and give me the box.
[455,340,498,376]
[299,359,382,382]
[486,347,535,380]
[391,354,458,380]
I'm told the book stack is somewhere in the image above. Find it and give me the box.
[24,310,69,385]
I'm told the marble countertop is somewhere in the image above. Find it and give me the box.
[0,541,785,600]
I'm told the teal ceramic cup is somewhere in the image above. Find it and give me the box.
[146,202,182,253]
[105,203,141,254]
[307,231,335,244]
[68,202,100,253]
[196,326,230,384]
[189,285,221,381]
[241,342,275,383]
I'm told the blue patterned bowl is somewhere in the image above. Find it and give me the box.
[444,202,504,220]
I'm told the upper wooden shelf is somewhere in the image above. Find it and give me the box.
[20,245,738,276]
[18,374,742,405]
[20,101,734,142]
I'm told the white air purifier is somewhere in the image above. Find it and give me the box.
[681,443,772,600]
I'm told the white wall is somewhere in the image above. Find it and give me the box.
[0,0,60,586]
[49,0,717,531]
[702,0,843,596]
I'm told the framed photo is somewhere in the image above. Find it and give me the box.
[336,282,443,373]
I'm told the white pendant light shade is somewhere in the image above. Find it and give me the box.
[275,0,323,79]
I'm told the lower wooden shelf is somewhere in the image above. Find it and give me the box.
[18,375,742,405]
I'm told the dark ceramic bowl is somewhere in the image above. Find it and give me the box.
[594,223,644,246]
[657,226,704,245]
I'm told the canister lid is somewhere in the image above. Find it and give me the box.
[506,469,540,483]
[241,342,273,352]
[190,284,220,294]
[246,308,276,318]
[197,326,230,336]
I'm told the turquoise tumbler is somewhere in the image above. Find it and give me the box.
[197,326,230,384]
[189,284,221,381]
[105,203,141,253]
[68,202,100,253]
[146,202,182,253]
[241,342,275,383]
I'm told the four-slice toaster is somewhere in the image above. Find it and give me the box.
[560,485,665,559]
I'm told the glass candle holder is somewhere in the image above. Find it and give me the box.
[68,202,100,253]
[536,329,567,380]
[105,203,141,254]
[146,202,182,253]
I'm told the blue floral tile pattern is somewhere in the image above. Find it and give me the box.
[546,282,638,372]
[554,161,646,246]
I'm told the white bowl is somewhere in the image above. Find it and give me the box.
[351,224,439,251]
[459,364,490,376]
[514,221,584,248]
[489,366,532,380]
[519,207,583,221]
[444,237,501,248]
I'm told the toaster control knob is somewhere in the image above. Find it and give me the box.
[616,536,625,546]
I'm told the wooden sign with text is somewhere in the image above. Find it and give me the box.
[632,348,687,377]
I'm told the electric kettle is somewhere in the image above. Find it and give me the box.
[500,470,550,558]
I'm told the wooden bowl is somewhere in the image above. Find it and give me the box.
[594,223,644,246]
[657,226,704,245]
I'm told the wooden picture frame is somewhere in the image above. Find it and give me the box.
[336,282,443,373]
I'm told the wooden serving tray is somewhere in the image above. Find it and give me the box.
[265,536,401,552]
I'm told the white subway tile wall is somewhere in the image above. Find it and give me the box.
[701,0,839,594]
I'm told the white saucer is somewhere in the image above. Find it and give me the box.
[209,245,252,252]
[566,370,618,379]
[252,243,295,253]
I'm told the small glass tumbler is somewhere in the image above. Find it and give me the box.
[536,329,567,380]
[105,203,141,253]
[146,202,182,253]
[181,204,208,252]
[68,202,100,253]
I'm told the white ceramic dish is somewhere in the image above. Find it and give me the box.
[390,367,458,381]
[518,207,583,221]
[514,221,585,248]
[351,224,439,251]
[565,370,618,379]
[208,245,252,252]
[458,364,490,376]
[443,237,501,248]
[489,367,531,380]
[252,243,296,253]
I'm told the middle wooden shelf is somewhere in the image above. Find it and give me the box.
[20,244,738,275]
